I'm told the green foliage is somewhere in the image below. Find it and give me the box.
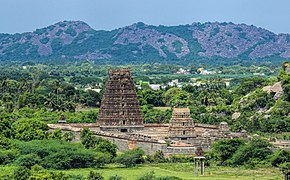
[279,162,290,176]
[0,149,18,165]
[62,131,75,142]
[12,118,49,141]
[80,128,97,149]
[15,153,41,168]
[164,87,192,107]
[13,140,108,169]
[87,171,104,180]
[212,138,245,165]
[81,128,117,159]
[47,128,63,140]
[230,138,272,166]
[116,148,145,167]
[235,77,268,96]
[141,105,172,124]
[13,166,31,180]
[108,175,123,180]
[137,171,155,180]
[137,171,182,180]
[271,149,290,167]
[95,139,118,157]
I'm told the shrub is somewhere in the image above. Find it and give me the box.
[0,149,18,165]
[271,149,290,167]
[230,138,272,166]
[15,153,41,168]
[211,138,245,165]
[93,152,111,168]
[12,118,49,141]
[116,148,145,167]
[95,139,118,158]
[62,131,75,142]
[87,171,104,180]
[47,128,62,140]
[153,150,166,163]
[13,166,31,180]
[137,171,155,180]
[108,175,123,180]
[13,140,108,170]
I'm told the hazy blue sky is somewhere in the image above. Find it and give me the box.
[0,0,289,34]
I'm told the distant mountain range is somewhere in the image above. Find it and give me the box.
[1,21,290,65]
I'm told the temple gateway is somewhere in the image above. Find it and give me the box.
[97,68,144,132]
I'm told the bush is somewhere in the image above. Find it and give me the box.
[116,148,145,167]
[0,149,18,165]
[93,152,111,168]
[95,139,118,158]
[13,140,109,170]
[211,138,245,165]
[12,118,49,141]
[15,153,41,168]
[271,149,290,167]
[168,155,194,163]
[137,171,155,180]
[230,138,272,166]
[87,171,104,180]
[13,166,31,180]
[108,175,123,180]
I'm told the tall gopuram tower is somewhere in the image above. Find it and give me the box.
[168,108,196,141]
[97,68,144,132]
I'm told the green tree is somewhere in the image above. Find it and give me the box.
[230,138,272,166]
[80,128,97,149]
[212,138,245,165]
[116,148,145,167]
[13,118,49,141]
[95,139,118,157]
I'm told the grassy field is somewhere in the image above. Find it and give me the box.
[53,163,283,180]
[1,163,283,179]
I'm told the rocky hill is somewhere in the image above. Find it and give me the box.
[1,21,290,64]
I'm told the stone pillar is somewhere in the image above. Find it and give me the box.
[194,157,205,176]
[201,159,205,175]
[194,158,198,176]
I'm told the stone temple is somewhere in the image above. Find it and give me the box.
[97,68,144,132]
[168,108,196,141]
[48,68,247,155]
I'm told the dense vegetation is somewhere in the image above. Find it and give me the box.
[0,60,289,179]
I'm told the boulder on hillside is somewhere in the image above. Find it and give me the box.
[262,81,283,100]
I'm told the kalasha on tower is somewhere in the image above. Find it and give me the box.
[97,68,144,132]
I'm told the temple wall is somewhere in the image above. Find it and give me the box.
[61,129,195,155]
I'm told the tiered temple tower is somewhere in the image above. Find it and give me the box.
[168,108,196,141]
[97,68,144,132]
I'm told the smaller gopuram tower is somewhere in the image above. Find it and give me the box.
[168,108,196,141]
[97,68,144,132]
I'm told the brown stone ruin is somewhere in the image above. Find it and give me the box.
[97,68,144,132]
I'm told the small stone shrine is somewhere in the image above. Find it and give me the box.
[194,147,205,176]
[58,114,66,123]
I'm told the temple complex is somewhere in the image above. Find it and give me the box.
[48,68,249,155]
[97,68,144,132]
[168,108,196,141]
